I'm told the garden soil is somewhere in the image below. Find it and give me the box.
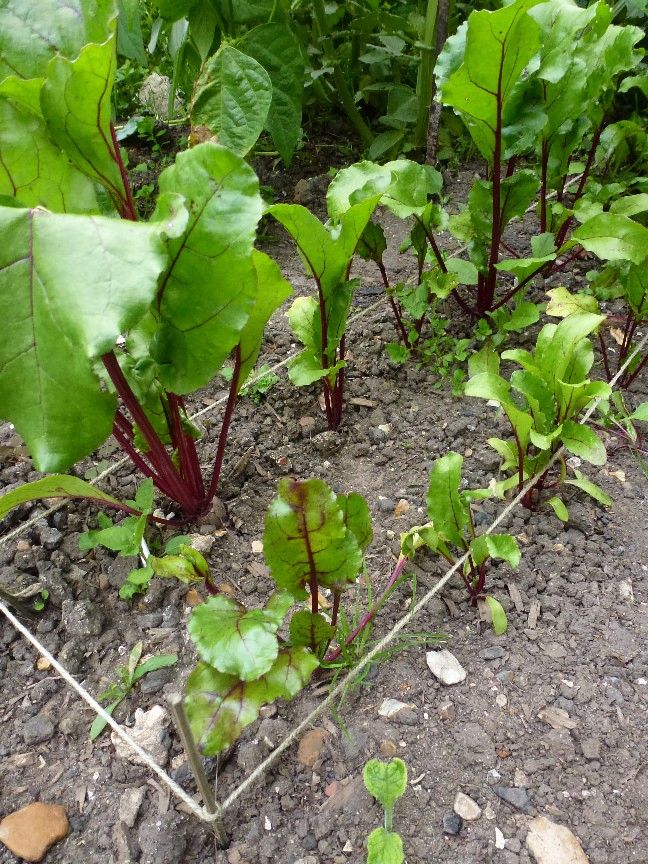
[1,165,647,864]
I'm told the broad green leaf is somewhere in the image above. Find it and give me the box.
[152,0,198,20]
[547,495,569,521]
[426,452,469,549]
[628,403,648,422]
[545,287,600,317]
[468,344,500,378]
[500,170,540,226]
[0,0,115,80]
[263,478,363,599]
[185,648,318,755]
[446,257,479,285]
[0,87,99,212]
[236,24,304,165]
[560,421,606,465]
[367,828,405,864]
[151,545,210,583]
[270,204,344,290]
[116,0,146,65]
[0,206,167,470]
[400,525,440,558]
[153,143,262,392]
[0,475,124,521]
[41,34,128,214]
[79,513,146,555]
[363,758,408,810]
[238,251,292,389]
[287,296,321,356]
[288,352,338,386]
[619,73,648,99]
[436,0,542,162]
[188,592,293,680]
[610,194,648,217]
[565,469,612,506]
[496,255,554,281]
[289,610,334,650]
[192,44,272,156]
[337,492,373,552]
[574,213,648,265]
[484,595,508,635]
[470,534,521,569]
[502,300,541,332]
[535,314,605,384]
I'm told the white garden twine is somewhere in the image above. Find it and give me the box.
[5,171,644,827]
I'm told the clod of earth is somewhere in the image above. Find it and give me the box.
[0,802,69,862]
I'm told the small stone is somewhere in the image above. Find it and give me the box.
[0,802,69,862]
[190,534,214,555]
[426,649,466,685]
[119,787,147,828]
[379,740,397,758]
[377,496,395,513]
[111,705,170,767]
[36,657,51,671]
[442,813,462,835]
[580,737,601,760]
[378,698,416,723]
[526,816,589,863]
[22,714,55,745]
[297,728,329,767]
[493,786,532,813]
[453,792,481,821]
[537,706,578,730]
[480,646,505,660]
[495,827,506,850]
[496,693,508,707]
[438,700,456,721]
[293,858,319,864]
[251,540,263,555]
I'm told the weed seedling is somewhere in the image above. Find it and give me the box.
[90,642,177,740]
[363,757,408,864]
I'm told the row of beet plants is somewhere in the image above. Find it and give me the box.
[0,0,646,759]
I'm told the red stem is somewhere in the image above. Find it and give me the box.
[325,555,409,663]
[206,346,241,504]
[598,330,612,382]
[110,123,138,221]
[540,135,548,233]
[167,393,205,500]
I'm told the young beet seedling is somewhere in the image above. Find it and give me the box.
[363,757,408,864]
[401,453,520,634]
[90,641,178,740]
[465,312,613,520]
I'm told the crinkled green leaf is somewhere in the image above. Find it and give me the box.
[185,647,318,755]
[0,474,124,521]
[289,609,334,650]
[264,478,363,599]
[192,44,272,156]
[152,143,262,392]
[367,828,404,864]
[610,193,648,218]
[0,206,167,470]
[0,0,115,80]
[41,33,128,213]
[363,758,408,810]
[574,213,648,265]
[236,23,304,165]
[189,592,293,680]
[484,595,508,635]
[560,420,606,465]
[151,545,210,584]
[470,534,521,569]
[426,452,469,548]
[337,492,373,553]
[545,287,600,317]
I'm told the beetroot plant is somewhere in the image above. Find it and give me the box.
[0,1,289,521]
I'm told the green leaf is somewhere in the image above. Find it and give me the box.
[151,545,210,583]
[288,352,334,386]
[367,828,405,864]
[188,592,293,680]
[0,207,167,471]
[363,758,408,811]
[79,513,146,556]
[574,213,648,265]
[133,478,155,513]
[547,496,569,521]
[610,193,648,218]
[238,251,291,389]
[289,610,334,650]
[90,698,121,741]
[426,452,469,549]
[41,33,129,213]
[564,469,612,506]
[116,0,146,65]
[400,525,440,558]
[628,403,648,422]
[0,0,115,80]
[470,534,521,569]
[185,648,319,755]
[132,653,178,681]
[337,492,373,553]
[0,86,99,212]
[560,421,606,465]
[152,0,198,20]
[153,143,262,392]
[287,296,321,356]
[236,24,304,165]
[436,1,542,163]
[502,300,541,332]
[484,595,508,636]
[545,287,600,318]
[327,159,439,220]
[0,475,124,521]
[446,257,478,286]
[192,44,272,156]
[264,478,363,600]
